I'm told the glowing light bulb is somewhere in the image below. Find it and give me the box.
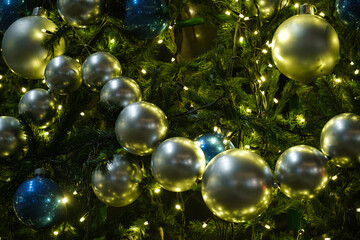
[0,75,3,79]
[355,69,359,75]
[144,221,149,225]
[171,57,175,62]
[239,36,244,43]
[168,26,173,29]
[245,145,250,149]
[175,204,181,210]
[225,10,231,16]
[58,105,62,110]
[110,39,115,43]
[202,223,207,228]
[239,13,244,18]
[262,49,268,54]
[80,217,85,222]
[41,28,46,33]
[246,108,252,113]
[356,208,360,212]
[260,76,266,81]
[335,78,341,83]
[295,3,299,8]
[73,191,78,195]
[244,17,249,21]
[350,61,354,65]
[331,175,338,181]
[254,31,258,35]
[141,69,147,74]
[264,224,271,229]
[158,39,163,44]
[80,112,85,116]
[154,188,161,193]
[268,63,273,67]
[54,231,59,235]
[274,98,279,103]
[183,86,189,90]
[21,87,27,93]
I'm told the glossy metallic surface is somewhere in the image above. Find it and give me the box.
[0,116,25,157]
[271,14,339,83]
[18,89,56,128]
[92,154,142,207]
[2,16,65,79]
[13,175,63,228]
[336,0,360,30]
[202,149,273,222]
[115,101,168,156]
[58,0,102,28]
[123,0,168,39]
[320,113,360,168]
[151,137,206,192]
[100,77,142,109]
[194,133,234,164]
[275,145,329,200]
[45,55,82,94]
[245,0,287,20]
[82,52,122,88]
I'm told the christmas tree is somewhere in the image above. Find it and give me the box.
[1,0,360,239]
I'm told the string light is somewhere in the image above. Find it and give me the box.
[144,221,149,226]
[335,78,341,83]
[331,175,338,181]
[274,98,279,103]
[260,76,266,82]
[239,36,244,43]
[0,75,3,79]
[157,39,163,44]
[202,223,207,228]
[246,108,252,113]
[260,90,265,95]
[141,69,147,74]
[213,126,219,132]
[225,10,231,16]
[79,216,86,222]
[41,28,46,33]
[73,191,78,195]
[356,208,360,212]
[0,84,2,88]
[319,12,325,17]
[21,87,27,93]
[175,204,181,210]
[42,79,46,83]
[295,3,299,8]
[254,31,258,35]
[53,231,59,235]
[61,197,68,204]
[324,238,331,240]
[168,25,173,29]
[154,188,161,193]
[239,13,244,18]
[110,39,115,44]
[355,69,359,75]
[244,17,249,21]
[44,132,49,136]
[264,224,271,229]
[58,105,62,110]
[183,86,189,90]
[350,61,354,65]
[76,59,80,62]
[262,49,268,54]
[80,112,85,116]
[245,145,250,149]
[171,57,175,62]
[268,63,273,68]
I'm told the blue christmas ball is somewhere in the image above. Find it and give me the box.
[123,0,168,39]
[194,133,235,163]
[336,0,360,30]
[0,0,29,32]
[13,171,63,228]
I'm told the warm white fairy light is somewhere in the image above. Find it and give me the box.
[246,108,252,113]
[175,204,181,210]
[53,231,59,235]
[245,145,250,149]
[41,28,46,33]
[168,25,173,29]
[0,75,3,79]
[264,224,271,229]
[324,238,331,240]
[0,84,2,88]
[62,197,68,204]
[154,188,161,194]
[260,76,266,81]
[331,175,338,181]
[319,12,325,17]
[42,79,46,83]
[44,131,49,136]
[295,3,299,8]
[202,223,207,228]
[239,36,244,43]
[356,208,360,212]
[171,57,175,62]
[21,87,27,93]
[141,69,147,74]
[110,39,115,44]
[79,216,85,222]
[158,39,163,44]
[350,61,354,65]
[254,31,258,35]
[183,86,189,90]
[225,10,231,16]
[335,78,341,83]
[80,112,85,116]
[268,63,273,67]
[239,13,244,18]
[262,49,268,54]
[213,126,219,132]
[76,59,80,62]
[260,90,265,95]
[274,98,279,103]
[73,191,78,195]
[244,17,249,21]
[355,69,359,75]
[58,105,62,110]
[144,221,149,226]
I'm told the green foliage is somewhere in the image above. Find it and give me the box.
[1,0,360,239]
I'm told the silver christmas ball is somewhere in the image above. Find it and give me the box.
[58,0,103,28]
[45,55,82,94]
[100,77,142,109]
[82,52,122,88]
[245,0,287,20]
[151,137,206,192]
[115,101,168,156]
[202,149,274,223]
[92,154,142,207]
[0,116,26,157]
[18,89,56,128]
[320,113,360,168]
[275,145,329,200]
[271,13,339,83]
[2,16,65,79]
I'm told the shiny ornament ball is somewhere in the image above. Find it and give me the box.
[151,137,206,192]
[202,149,273,223]
[18,89,56,128]
[194,133,235,164]
[115,101,168,156]
[13,170,63,228]
[82,52,122,88]
[100,77,142,109]
[0,116,26,157]
[123,0,168,39]
[336,0,360,30]
[2,16,65,79]
[0,0,30,32]
[271,13,340,83]
[245,0,287,20]
[320,113,360,168]
[275,145,329,200]
[92,154,142,207]
[57,0,103,28]
[45,55,82,94]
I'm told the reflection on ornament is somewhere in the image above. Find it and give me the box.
[123,0,168,39]
[45,55,82,94]
[275,145,329,200]
[271,5,339,83]
[18,88,56,128]
[2,10,65,79]
[320,113,360,168]
[245,0,287,20]
[151,137,206,192]
[57,0,103,28]
[0,116,26,157]
[336,0,360,30]
[194,133,234,163]
[115,101,168,156]
[202,149,273,222]
[92,155,142,207]
[13,169,63,228]
[100,77,142,110]
[82,52,122,88]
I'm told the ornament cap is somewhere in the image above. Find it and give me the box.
[32,7,48,18]
[299,4,315,15]
[34,168,50,177]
